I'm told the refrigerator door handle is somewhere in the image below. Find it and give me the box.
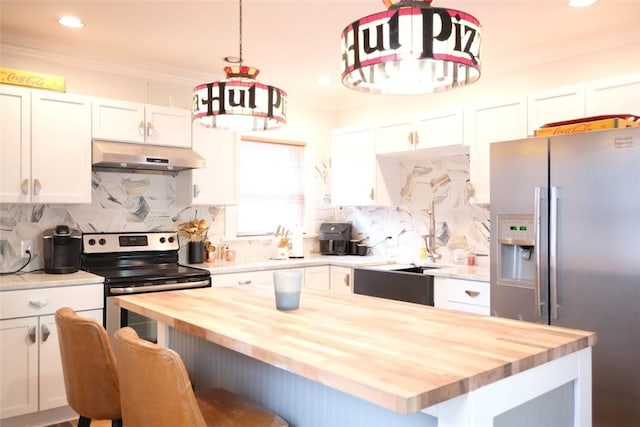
[534,186,544,318]
[550,186,559,320]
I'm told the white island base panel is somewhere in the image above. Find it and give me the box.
[166,327,591,427]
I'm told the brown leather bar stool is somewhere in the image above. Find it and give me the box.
[55,307,122,427]
[113,327,288,427]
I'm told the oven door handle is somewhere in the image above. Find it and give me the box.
[109,279,210,295]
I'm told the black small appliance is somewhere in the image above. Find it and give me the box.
[319,223,351,255]
[43,225,82,274]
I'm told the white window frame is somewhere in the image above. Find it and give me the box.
[225,135,313,240]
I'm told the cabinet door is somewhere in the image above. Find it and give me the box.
[0,317,38,418]
[145,105,192,148]
[527,85,585,136]
[0,85,30,203]
[177,125,238,206]
[375,122,414,154]
[331,128,377,206]
[39,309,103,411]
[304,266,330,290]
[92,98,146,143]
[329,266,352,294]
[464,96,528,204]
[585,73,640,116]
[415,108,464,148]
[31,90,92,204]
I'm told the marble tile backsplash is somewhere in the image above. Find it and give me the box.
[0,153,489,272]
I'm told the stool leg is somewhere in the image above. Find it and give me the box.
[112,420,123,427]
[78,416,91,427]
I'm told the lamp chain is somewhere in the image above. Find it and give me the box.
[238,0,243,65]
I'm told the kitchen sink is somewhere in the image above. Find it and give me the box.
[390,266,440,274]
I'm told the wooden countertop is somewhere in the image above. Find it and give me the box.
[115,286,596,415]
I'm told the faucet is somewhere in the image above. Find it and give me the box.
[422,201,441,262]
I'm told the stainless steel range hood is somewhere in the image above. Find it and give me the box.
[92,140,205,174]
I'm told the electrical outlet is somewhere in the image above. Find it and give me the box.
[20,240,33,258]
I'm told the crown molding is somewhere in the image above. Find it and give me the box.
[0,33,220,87]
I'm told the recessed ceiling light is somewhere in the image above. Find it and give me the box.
[568,0,597,7]
[316,75,332,86]
[58,16,85,29]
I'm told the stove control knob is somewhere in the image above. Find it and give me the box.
[99,238,107,246]
[88,238,96,246]
[160,237,166,243]
[168,236,175,243]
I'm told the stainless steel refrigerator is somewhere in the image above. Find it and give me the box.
[490,127,640,427]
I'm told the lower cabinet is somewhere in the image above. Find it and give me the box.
[0,283,103,421]
[329,266,353,294]
[304,266,330,290]
[434,277,490,315]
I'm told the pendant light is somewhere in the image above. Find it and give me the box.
[341,0,482,94]
[193,0,287,131]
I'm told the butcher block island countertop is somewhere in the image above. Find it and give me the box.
[115,285,596,420]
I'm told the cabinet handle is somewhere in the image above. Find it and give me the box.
[41,324,51,342]
[344,274,350,287]
[146,122,155,137]
[28,326,37,343]
[29,298,51,308]
[464,290,480,298]
[138,121,146,136]
[238,280,252,285]
[413,131,419,146]
[21,179,29,195]
[193,184,200,198]
[33,179,42,195]
[408,132,414,145]
[369,188,374,200]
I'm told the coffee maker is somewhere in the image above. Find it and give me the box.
[319,223,351,255]
[43,225,82,274]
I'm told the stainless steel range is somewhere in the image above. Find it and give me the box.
[81,231,211,342]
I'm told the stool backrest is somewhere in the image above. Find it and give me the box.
[55,307,121,420]
[114,326,207,427]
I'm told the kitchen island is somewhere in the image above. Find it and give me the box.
[115,286,595,427]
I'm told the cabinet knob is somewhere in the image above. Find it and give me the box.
[29,298,51,308]
[146,122,155,137]
[138,121,145,136]
[344,274,350,287]
[238,280,252,285]
[21,179,29,195]
[193,184,200,198]
[41,324,51,342]
[33,179,42,195]
[464,290,480,298]
[28,326,37,343]
[369,188,374,200]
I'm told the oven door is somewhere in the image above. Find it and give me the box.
[105,278,211,343]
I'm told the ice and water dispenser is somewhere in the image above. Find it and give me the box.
[496,215,536,287]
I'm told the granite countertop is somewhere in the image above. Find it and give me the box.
[190,255,395,274]
[0,270,105,292]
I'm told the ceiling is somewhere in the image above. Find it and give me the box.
[1,0,639,111]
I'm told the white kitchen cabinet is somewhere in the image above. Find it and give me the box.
[92,97,192,147]
[176,125,238,206]
[464,96,528,204]
[527,84,585,136]
[211,270,275,287]
[585,73,640,116]
[375,108,464,154]
[304,266,330,290]
[0,283,103,421]
[434,277,489,315]
[0,85,91,204]
[331,127,376,206]
[329,266,353,294]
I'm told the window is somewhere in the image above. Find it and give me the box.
[234,136,306,237]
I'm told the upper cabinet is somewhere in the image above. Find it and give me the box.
[92,98,192,147]
[464,96,528,204]
[176,125,239,206]
[332,127,394,206]
[0,85,91,204]
[585,73,640,116]
[375,108,464,154]
[527,85,585,136]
